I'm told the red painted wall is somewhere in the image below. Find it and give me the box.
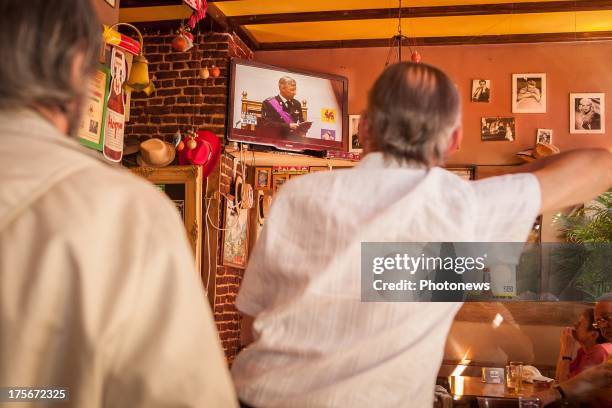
[255,41,612,166]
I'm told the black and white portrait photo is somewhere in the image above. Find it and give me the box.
[471,79,491,103]
[570,93,605,134]
[536,129,553,145]
[481,117,515,141]
[512,74,546,113]
[348,114,362,153]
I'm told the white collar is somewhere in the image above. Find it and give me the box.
[278,95,288,104]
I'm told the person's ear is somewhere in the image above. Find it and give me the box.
[445,126,463,157]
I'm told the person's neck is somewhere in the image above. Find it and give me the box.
[34,105,69,135]
[582,340,598,351]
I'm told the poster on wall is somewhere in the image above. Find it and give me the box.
[512,73,546,113]
[222,199,249,269]
[103,47,128,162]
[78,65,110,151]
[570,93,605,134]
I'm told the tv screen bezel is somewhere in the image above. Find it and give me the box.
[228,58,349,153]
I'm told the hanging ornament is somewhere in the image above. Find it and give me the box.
[411,50,421,63]
[177,140,185,152]
[172,26,194,52]
[186,130,198,150]
[210,65,220,78]
[199,66,210,79]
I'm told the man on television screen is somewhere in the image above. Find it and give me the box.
[259,76,311,138]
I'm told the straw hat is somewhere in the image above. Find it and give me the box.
[516,142,560,163]
[137,138,176,167]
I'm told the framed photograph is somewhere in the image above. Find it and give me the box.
[536,129,553,144]
[570,93,605,134]
[348,114,363,153]
[512,73,546,113]
[471,79,491,103]
[104,0,116,7]
[131,166,203,272]
[272,174,289,192]
[222,199,249,269]
[78,65,110,151]
[254,167,272,190]
[446,166,476,180]
[481,117,515,141]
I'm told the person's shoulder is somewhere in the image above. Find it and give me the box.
[595,343,612,356]
[262,96,276,104]
[53,164,181,230]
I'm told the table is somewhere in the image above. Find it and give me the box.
[449,376,537,399]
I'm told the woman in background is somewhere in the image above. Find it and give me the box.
[556,308,612,382]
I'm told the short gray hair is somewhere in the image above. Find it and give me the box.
[365,62,461,166]
[0,0,101,111]
[279,76,296,87]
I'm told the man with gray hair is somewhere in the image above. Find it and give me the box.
[259,75,308,137]
[0,1,236,407]
[232,62,612,407]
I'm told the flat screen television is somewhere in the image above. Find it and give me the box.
[228,59,348,152]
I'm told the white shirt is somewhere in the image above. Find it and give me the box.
[0,110,237,408]
[232,153,541,407]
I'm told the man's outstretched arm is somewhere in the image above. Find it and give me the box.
[512,148,612,214]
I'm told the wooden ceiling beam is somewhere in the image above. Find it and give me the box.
[207,3,260,51]
[120,0,232,7]
[256,30,612,50]
[230,1,612,25]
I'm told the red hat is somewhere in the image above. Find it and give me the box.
[178,130,221,178]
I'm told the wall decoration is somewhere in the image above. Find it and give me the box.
[446,166,476,180]
[222,199,249,269]
[131,166,203,272]
[536,129,553,144]
[272,174,289,192]
[78,65,110,151]
[104,0,116,7]
[512,73,546,113]
[481,117,515,141]
[570,93,605,134]
[103,47,128,162]
[309,166,331,172]
[255,167,272,190]
[471,79,491,103]
[348,114,363,153]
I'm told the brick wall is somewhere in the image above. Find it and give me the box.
[215,154,246,363]
[127,27,253,142]
[126,25,253,362]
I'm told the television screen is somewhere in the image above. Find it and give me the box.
[228,59,348,152]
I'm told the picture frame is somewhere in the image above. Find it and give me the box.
[481,117,516,141]
[309,166,330,172]
[104,0,116,7]
[254,167,272,190]
[536,129,553,144]
[78,65,110,151]
[348,114,363,153]
[131,166,203,272]
[471,79,491,103]
[512,73,546,113]
[446,166,476,180]
[570,93,605,134]
[272,173,289,192]
[221,199,250,269]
